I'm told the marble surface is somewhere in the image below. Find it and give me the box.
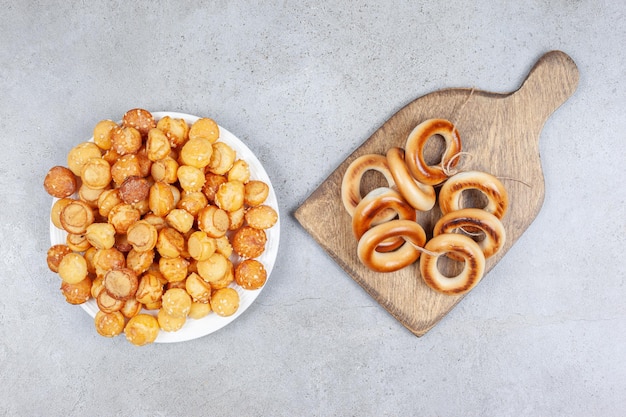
[1,1,624,416]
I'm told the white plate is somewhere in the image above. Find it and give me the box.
[49,111,280,343]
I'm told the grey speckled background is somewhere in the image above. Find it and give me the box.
[1,1,624,416]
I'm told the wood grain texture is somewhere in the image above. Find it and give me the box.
[295,51,579,336]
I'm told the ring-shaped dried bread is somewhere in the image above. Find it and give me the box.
[433,208,506,260]
[352,187,416,253]
[44,166,78,198]
[386,147,436,211]
[357,219,427,273]
[419,233,486,295]
[404,118,462,186]
[341,153,397,219]
[438,171,509,219]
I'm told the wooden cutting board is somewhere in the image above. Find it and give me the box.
[294,51,579,336]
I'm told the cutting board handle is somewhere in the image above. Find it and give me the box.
[511,50,579,123]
